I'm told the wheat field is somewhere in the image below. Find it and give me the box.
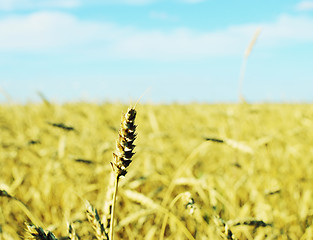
[1,102,313,239]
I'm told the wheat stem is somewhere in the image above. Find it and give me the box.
[109,175,119,240]
[238,27,261,102]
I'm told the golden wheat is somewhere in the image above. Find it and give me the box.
[111,107,137,178]
[67,223,79,240]
[109,106,137,240]
[1,103,313,239]
[85,201,109,240]
[25,223,58,240]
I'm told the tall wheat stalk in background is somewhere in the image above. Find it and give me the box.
[238,28,261,102]
[109,107,137,240]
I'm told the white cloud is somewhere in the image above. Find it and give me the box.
[296,1,313,11]
[42,0,80,8]
[110,28,250,59]
[0,0,80,11]
[259,14,313,45]
[110,14,313,59]
[0,12,125,51]
[0,12,313,60]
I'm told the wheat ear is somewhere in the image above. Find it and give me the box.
[25,223,58,240]
[67,223,79,240]
[85,201,109,240]
[109,106,137,240]
[213,215,238,240]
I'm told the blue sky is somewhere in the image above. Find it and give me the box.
[0,0,313,103]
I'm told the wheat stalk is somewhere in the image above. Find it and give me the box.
[109,106,137,240]
[238,27,261,102]
[102,172,115,235]
[160,192,196,240]
[123,189,195,240]
[0,190,44,228]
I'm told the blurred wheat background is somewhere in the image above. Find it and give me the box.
[1,102,313,239]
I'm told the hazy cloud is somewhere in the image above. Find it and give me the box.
[0,12,125,51]
[296,1,313,11]
[0,12,313,60]
[0,0,80,11]
[260,14,313,45]
[91,0,155,5]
